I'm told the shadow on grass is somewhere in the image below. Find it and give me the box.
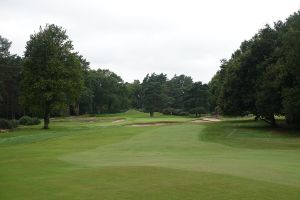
[201,118,300,149]
[224,118,300,137]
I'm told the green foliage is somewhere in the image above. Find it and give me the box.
[185,82,210,116]
[0,35,23,119]
[0,118,18,129]
[189,107,206,117]
[127,80,143,109]
[19,116,41,126]
[79,69,130,114]
[165,75,193,110]
[139,74,209,117]
[208,72,221,113]
[0,119,12,129]
[141,73,168,116]
[161,108,189,116]
[21,24,84,128]
[210,11,300,126]
[277,12,300,124]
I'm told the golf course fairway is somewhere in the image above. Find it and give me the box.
[1,112,300,200]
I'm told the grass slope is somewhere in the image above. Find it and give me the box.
[0,113,300,200]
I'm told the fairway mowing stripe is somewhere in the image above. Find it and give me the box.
[58,123,300,188]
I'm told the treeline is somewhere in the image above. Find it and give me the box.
[134,73,210,117]
[1,10,299,129]
[0,25,210,128]
[209,11,300,126]
[0,36,22,119]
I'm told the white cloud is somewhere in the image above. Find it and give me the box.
[1,0,299,82]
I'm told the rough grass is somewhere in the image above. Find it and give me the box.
[0,113,300,200]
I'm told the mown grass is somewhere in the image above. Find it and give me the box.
[201,119,300,149]
[0,111,300,200]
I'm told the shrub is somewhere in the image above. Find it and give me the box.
[19,116,41,126]
[189,107,207,117]
[10,119,19,128]
[32,117,40,125]
[162,108,189,116]
[0,119,19,129]
[177,111,189,116]
[162,108,174,115]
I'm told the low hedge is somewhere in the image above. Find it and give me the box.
[162,108,189,116]
[0,119,19,129]
[19,116,41,126]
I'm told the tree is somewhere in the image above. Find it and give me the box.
[185,82,210,117]
[128,80,143,109]
[21,24,83,129]
[208,71,221,113]
[210,10,300,127]
[0,35,22,119]
[277,11,300,125]
[79,69,130,114]
[166,75,193,111]
[142,73,167,117]
[69,54,91,115]
[255,63,282,126]
[0,35,11,58]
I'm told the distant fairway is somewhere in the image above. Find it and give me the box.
[1,111,300,200]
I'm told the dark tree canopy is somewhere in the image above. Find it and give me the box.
[79,69,130,114]
[2,10,300,131]
[21,24,83,128]
[166,75,193,110]
[185,82,210,117]
[142,73,167,117]
[209,11,300,126]
[0,35,22,119]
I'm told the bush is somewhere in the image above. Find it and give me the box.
[162,108,174,115]
[19,116,41,126]
[189,107,207,117]
[177,111,189,116]
[162,108,189,116]
[10,119,19,128]
[0,119,19,129]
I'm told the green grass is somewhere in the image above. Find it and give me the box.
[1,112,300,200]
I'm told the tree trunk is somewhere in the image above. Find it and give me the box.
[150,111,154,117]
[75,102,79,116]
[69,104,75,116]
[260,115,277,127]
[44,105,50,129]
[271,115,277,127]
[44,114,49,129]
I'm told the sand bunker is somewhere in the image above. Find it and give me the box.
[192,118,221,123]
[202,117,221,122]
[112,119,125,123]
[130,122,179,127]
[76,117,100,122]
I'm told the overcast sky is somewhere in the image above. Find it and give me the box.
[1,0,299,83]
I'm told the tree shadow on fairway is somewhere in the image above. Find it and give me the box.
[201,119,300,149]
